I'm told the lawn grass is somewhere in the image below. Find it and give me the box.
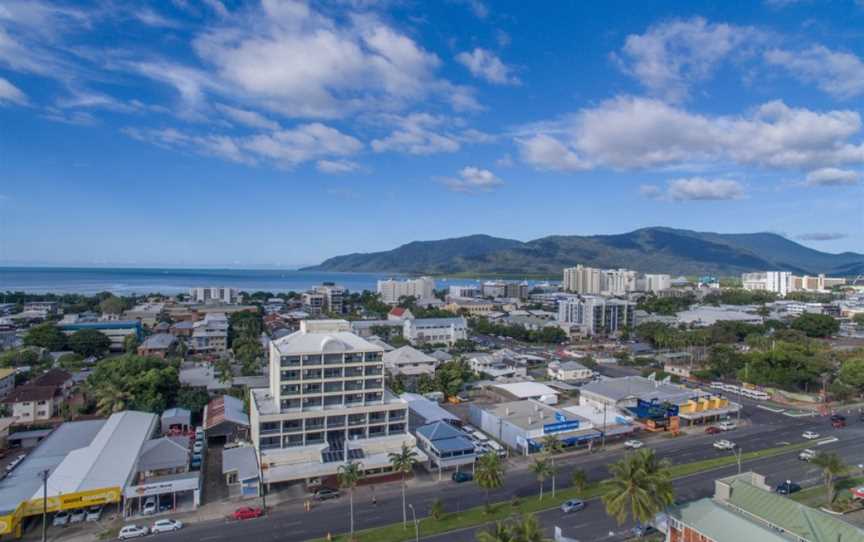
[791,476,864,507]
[312,441,812,542]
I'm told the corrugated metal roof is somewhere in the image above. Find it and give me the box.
[669,498,790,541]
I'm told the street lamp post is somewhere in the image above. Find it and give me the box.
[408,504,419,542]
[732,447,743,474]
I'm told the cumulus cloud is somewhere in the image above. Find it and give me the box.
[442,166,503,193]
[805,167,860,186]
[795,232,847,241]
[641,178,745,201]
[515,96,864,173]
[765,46,864,100]
[370,113,491,155]
[0,76,27,105]
[456,48,519,85]
[316,159,360,174]
[215,103,280,130]
[615,17,766,102]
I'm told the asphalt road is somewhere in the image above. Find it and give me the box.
[152,406,864,542]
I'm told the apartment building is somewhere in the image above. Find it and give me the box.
[302,284,347,315]
[376,277,435,305]
[557,295,635,336]
[790,273,847,292]
[741,271,792,296]
[643,274,671,293]
[249,320,418,485]
[563,265,602,294]
[403,317,468,346]
[4,369,73,423]
[190,287,239,304]
[190,313,228,354]
[448,285,480,299]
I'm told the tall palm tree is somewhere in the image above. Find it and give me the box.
[529,457,552,501]
[602,449,674,529]
[95,383,132,415]
[388,443,419,528]
[476,521,513,542]
[337,460,366,539]
[811,452,848,505]
[541,435,564,497]
[510,514,544,542]
[571,469,588,495]
[475,452,506,512]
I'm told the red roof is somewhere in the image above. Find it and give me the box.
[389,307,407,316]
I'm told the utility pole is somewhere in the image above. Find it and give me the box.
[252,446,266,511]
[41,469,49,542]
[601,402,607,450]
[408,504,419,542]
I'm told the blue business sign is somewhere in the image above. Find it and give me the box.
[543,419,580,434]
[554,412,567,423]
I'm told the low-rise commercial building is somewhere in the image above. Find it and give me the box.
[124,303,166,327]
[400,393,460,431]
[403,317,468,346]
[415,421,476,478]
[59,320,142,351]
[547,361,593,382]
[443,299,495,316]
[203,395,249,443]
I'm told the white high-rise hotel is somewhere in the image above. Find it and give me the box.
[249,320,421,486]
[563,265,636,295]
[377,277,435,304]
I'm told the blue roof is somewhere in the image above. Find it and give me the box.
[416,421,475,454]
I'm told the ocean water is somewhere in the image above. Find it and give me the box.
[0,267,531,296]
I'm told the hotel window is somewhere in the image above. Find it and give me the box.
[348,413,367,426]
[388,423,406,435]
[283,419,302,432]
[260,421,280,435]
[305,417,325,430]
[324,395,344,408]
[284,434,303,447]
[368,425,385,437]
[327,415,346,428]
[260,436,280,450]
[348,427,366,440]
[281,370,300,381]
[302,396,322,408]
[305,432,325,445]
[281,356,301,367]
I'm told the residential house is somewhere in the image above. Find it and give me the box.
[137,333,178,359]
[547,361,593,382]
[3,369,73,423]
[382,346,439,388]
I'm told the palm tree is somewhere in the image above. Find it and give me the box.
[811,452,848,505]
[337,460,366,539]
[476,521,513,542]
[602,449,674,529]
[388,443,419,528]
[529,457,552,501]
[94,383,132,415]
[571,469,588,495]
[510,514,544,542]
[541,435,564,497]
[475,452,506,512]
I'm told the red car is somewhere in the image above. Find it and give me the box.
[705,426,722,434]
[233,507,264,520]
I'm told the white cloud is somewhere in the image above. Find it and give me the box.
[515,96,864,172]
[765,46,864,99]
[124,122,362,168]
[215,103,280,130]
[805,167,860,186]
[317,159,360,174]
[134,8,180,28]
[615,17,766,102]
[370,113,490,155]
[443,166,503,193]
[0,76,27,105]
[641,178,744,201]
[795,232,847,241]
[456,48,519,85]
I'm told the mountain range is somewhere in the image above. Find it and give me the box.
[302,227,864,277]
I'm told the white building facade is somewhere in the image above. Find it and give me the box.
[190,287,239,304]
[557,296,635,336]
[377,277,435,304]
[644,274,671,293]
[403,317,468,346]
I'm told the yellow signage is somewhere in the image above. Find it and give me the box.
[0,487,122,536]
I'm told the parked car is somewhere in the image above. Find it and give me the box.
[831,415,846,428]
[705,426,722,435]
[118,525,149,540]
[717,421,737,431]
[452,471,473,483]
[798,449,817,461]
[233,507,264,520]
[313,488,340,501]
[53,512,70,527]
[142,497,157,515]
[195,426,204,439]
[631,525,657,537]
[191,457,202,470]
[623,440,643,449]
[85,506,103,522]
[560,499,585,513]
[70,508,87,524]
[193,441,204,454]
[5,454,25,472]
[151,519,183,533]
[802,431,820,440]
[776,481,802,495]
[713,440,736,450]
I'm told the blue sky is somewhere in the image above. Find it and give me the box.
[1,0,862,268]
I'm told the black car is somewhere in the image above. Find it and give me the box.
[775,481,802,495]
[452,471,473,483]
[313,488,341,501]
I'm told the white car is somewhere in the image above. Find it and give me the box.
[192,441,204,454]
[52,511,70,527]
[799,449,817,461]
[623,440,644,449]
[151,519,183,533]
[713,439,736,450]
[85,506,103,522]
[70,508,86,524]
[142,497,157,515]
[718,421,737,431]
[119,525,149,540]
[802,431,820,440]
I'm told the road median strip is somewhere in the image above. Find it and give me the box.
[312,441,812,542]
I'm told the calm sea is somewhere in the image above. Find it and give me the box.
[0,267,537,296]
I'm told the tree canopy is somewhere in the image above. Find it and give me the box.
[24,323,68,351]
[87,355,180,415]
[790,313,840,338]
[68,329,111,357]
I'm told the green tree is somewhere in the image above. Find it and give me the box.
[58,353,85,371]
[571,469,588,495]
[510,514,544,542]
[791,313,840,338]
[541,434,564,497]
[430,498,444,520]
[0,349,39,368]
[476,521,513,542]
[214,358,234,384]
[99,295,127,315]
[475,452,506,512]
[24,323,67,351]
[337,461,366,539]
[124,334,140,354]
[854,314,864,327]
[87,355,180,414]
[602,449,674,529]
[529,457,552,501]
[811,452,848,505]
[175,386,210,414]
[68,329,111,357]
[93,382,134,415]
[838,357,864,393]
[388,443,419,528]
